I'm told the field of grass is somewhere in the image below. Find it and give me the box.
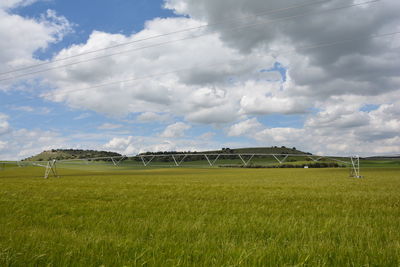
[360,159,400,168]
[0,165,399,266]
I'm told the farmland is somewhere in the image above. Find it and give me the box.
[0,165,399,266]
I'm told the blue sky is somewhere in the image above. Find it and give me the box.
[0,0,399,159]
[13,0,178,59]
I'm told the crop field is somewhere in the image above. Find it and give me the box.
[0,165,399,266]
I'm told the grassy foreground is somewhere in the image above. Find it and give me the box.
[0,167,399,266]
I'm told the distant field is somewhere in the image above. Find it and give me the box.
[360,159,400,168]
[0,165,399,266]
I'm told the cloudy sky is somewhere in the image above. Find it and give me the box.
[0,0,399,159]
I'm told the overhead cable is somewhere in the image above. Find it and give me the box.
[4,30,393,106]
[0,0,333,76]
[0,0,380,82]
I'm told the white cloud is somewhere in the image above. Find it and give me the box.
[240,95,308,115]
[0,112,95,160]
[1,0,399,158]
[162,0,400,99]
[0,140,7,151]
[11,106,35,112]
[0,127,69,160]
[160,122,191,138]
[34,1,398,126]
[36,16,280,122]
[0,5,73,87]
[0,113,10,135]
[199,132,215,141]
[0,0,38,9]
[10,105,51,114]
[255,127,305,144]
[102,134,220,155]
[136,112,172,123]
[185,103,239,124]
[74,113,91,120]
[247,102,400,156]
[104,136,136,155]
[98,123,123,130]
[228,118,262,137]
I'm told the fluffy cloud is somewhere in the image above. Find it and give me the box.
[0,4,73,86]
[164,0,400,98]
[0,113,96,161]
[251,102,400,156]
[0,113,10,135]
[2,0,399,157]
[37,0,399,123]
[104,136,137,155]
[97,123,123,130]
[228,118,262,137]
[160,122,191,138]
[240,95,308,115]
[0,0,38,9]
[199,132,215,141]
[103,133,220,155]
[254,126,400,156]
[35,16,280,121]
[10,105,51,114]
[0,140,7,151]
[161,0,399,154]
[0,127,69,160]
[136,112,172,123]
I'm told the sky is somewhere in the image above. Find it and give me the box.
[0,0,399,160]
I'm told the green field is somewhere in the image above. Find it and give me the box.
[0,165,399,266]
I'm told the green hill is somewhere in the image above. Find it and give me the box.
[24,147,310,162]
[23,149,122,162]
[139,146,310,156]
[205,146,310,155]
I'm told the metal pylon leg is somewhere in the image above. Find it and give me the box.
[238,154,254,166]
[140,156,155,167]
[44,160,58,179]
[350,156,362,178]
[111,156,126,166]
[272,154,288,164]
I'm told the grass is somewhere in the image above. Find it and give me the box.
[360,159,400,168]
[0,165,399,266]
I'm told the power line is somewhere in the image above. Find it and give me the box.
[3,30,397,107]
[0,0,332,76]
[43,31,400,97]
[0,0,380,82]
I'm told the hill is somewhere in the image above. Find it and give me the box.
[23,149,122,161]
[24,147,310,162]
[139,146,311,156]
[206,146,310,155]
